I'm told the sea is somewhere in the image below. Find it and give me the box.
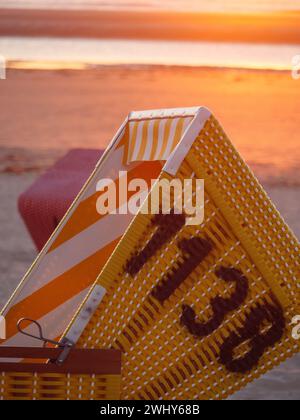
[0,0,300,70]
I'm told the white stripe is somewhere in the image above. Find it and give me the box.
[0,288,90,354]
[131,120,144,162]
[6,211,134,308]
[82,147,134,201]
[143,119,155,161]
[154,119,167,160]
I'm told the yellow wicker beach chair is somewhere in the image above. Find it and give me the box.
[62,107,300,400]
[1,106,299,400]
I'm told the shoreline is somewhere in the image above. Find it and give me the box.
[6,62,294,72]
[0,8,300,44]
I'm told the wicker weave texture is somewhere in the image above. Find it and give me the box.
[0,372,120,400]
[68,115,299,400]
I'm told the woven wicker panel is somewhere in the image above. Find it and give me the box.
[72,115,299,400]
[0,347,121,400]
[0,372,120,400]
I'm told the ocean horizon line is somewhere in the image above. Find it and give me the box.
[1,37,299,72]
[5,60,295,72]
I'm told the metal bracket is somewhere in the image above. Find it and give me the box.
[17,318,75,365]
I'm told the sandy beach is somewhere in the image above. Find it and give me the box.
[1,66,299,184]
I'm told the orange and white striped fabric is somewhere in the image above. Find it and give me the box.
[123,117,193,164]
[0,108,198,351]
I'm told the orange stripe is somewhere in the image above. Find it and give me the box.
[48,161,163,253]
[4,238,120,341]
[128,121,139,163]
[137,120,149,161]
[158,119,172,160]
[150,120,160,161]
[171,118,185,152]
